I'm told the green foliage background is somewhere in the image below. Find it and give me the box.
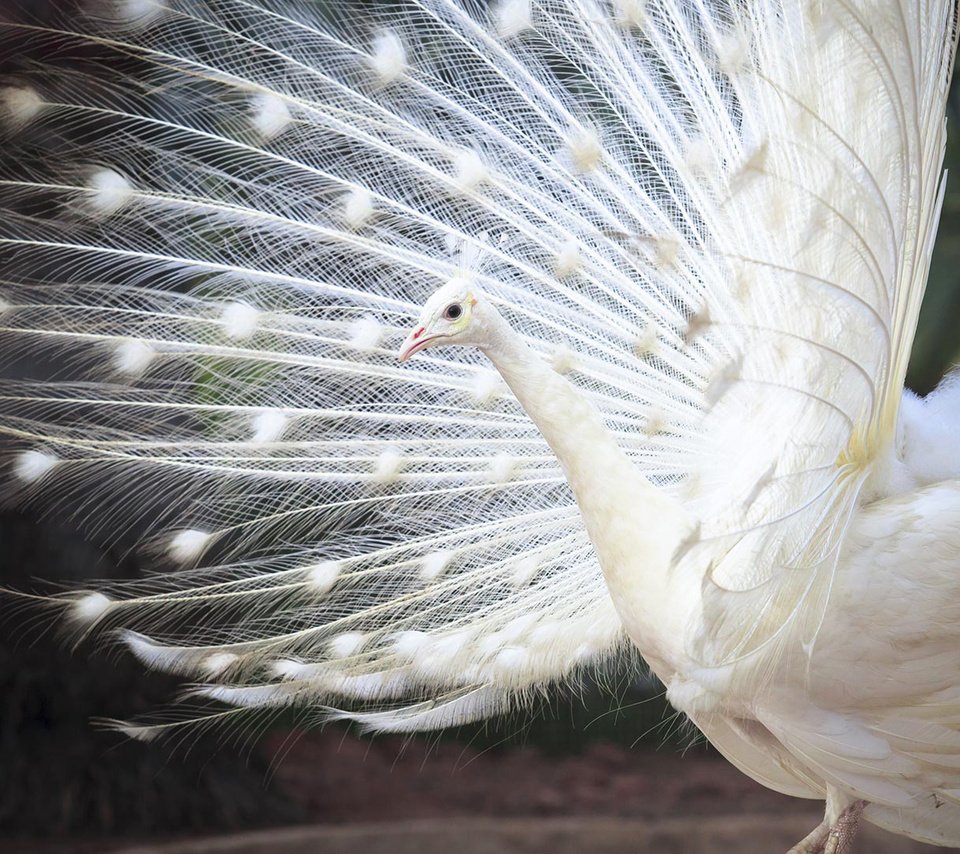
[910,88,960,393]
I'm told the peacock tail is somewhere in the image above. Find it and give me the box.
[0,0,954,737]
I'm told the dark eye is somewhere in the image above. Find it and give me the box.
[443,303,463,320]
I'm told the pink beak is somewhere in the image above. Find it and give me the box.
[398,325,432,362]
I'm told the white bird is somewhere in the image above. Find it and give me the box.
[0,1,958,851]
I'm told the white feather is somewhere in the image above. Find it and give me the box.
[328,631,367,659]
[111,0,164,26]
[13,449,58,484]
[391,630,431,661]
[553,241,582,277]
[564,127,603,174]
[85,168,134,217]
[70,592,113,625]
[611,0,647,29]
[452,149,489,192]
[200,652,239,677]
[493,0,533,38]
[167,529,211,564]
[249,92,291,140]
[343,188,375,229]
[349,315,384,351]
[249,409,287,443]
[369,30,406,85]
[0,85,42,128]
[303,560,342,594]
[114,338,155,378]
[220,301,260,339]
[420,549,454,582]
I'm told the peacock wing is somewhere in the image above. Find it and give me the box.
[674,1,956,673]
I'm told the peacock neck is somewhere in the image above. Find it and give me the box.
[479,311,694,674]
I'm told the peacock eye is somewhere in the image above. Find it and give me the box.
[443,303,463,320]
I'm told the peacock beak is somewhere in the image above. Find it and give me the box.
[398,325,434,362]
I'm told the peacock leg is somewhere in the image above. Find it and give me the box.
[786,819,830,854]
[786,800,866,854]
[822,800,866,854]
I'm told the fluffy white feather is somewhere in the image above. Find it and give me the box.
[0,85,42,129]
[12,449,59,484]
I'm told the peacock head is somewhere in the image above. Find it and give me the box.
[398,275,493,361]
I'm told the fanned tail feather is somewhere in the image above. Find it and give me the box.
[0,0,955,736]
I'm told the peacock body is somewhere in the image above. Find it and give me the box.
[1,0,959,849]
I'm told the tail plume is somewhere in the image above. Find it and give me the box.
[0,0,955,735]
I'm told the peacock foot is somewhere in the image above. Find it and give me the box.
[786,800,866,854]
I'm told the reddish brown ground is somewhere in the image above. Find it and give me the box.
[264,730,815,824]
[6,727,827,853]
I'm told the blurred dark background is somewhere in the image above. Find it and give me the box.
[0,1,957,850]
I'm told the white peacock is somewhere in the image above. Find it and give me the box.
[1,1,958,850]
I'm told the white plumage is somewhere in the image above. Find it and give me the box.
[0,0,957,850]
